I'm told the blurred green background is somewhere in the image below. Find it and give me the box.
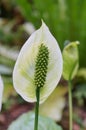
[0,0,86,68]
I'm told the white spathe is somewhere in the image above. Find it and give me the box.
[0,75,4,111]
[13,21,63,103]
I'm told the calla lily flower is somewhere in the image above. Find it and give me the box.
[0,75,4,111]
[62,41,79,80]
[13,21,63,103]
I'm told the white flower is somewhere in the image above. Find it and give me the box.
[62,41,79,80]
[13,21,63,103]
[0,75,4,111]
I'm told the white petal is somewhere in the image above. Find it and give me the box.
[0,75,4,111]
[13,21,63,103]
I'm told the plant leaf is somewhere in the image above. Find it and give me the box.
[8,111,63,130]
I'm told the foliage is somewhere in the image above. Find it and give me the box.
[8,111,63,130]
[73,114,85,129]
[76,68,86,82]
[74,84,86,105]
[0,44,18,105]
[15,0,86,67]
[74,68,86,105]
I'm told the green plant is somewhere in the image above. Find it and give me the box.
[8,112,62,130]
[12,21,63,130]
[15,0,86,67]
[62,41,79,130]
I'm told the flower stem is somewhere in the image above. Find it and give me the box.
[68,80,73,130]
[34,87,40,130]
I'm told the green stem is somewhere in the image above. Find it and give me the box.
[68,80,73,130]
[34,87,40,130]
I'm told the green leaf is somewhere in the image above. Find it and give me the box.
[8,112,63,130]
[62,41,79,80]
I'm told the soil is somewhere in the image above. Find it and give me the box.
[0,103,34,130]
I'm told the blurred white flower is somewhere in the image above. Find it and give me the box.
[13,21,63,103]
